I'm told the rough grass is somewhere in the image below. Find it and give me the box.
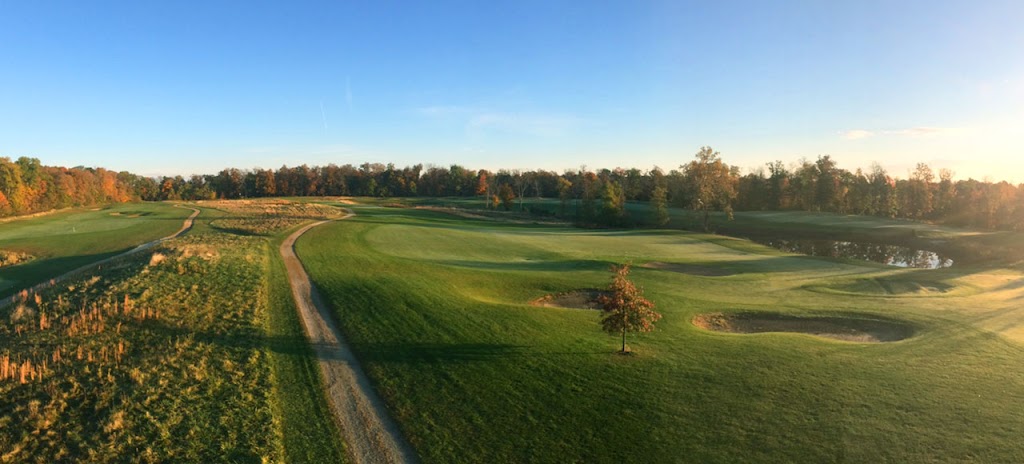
[0,250,32,268]
[203,199,348,236]
[298,205,1024,463]
[0,201,347,463]
[0,233,277,462]
[0,203,190,300]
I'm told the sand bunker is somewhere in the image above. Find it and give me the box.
[531,289,610,310]
[692,312,914,342]
[642,262,734,276]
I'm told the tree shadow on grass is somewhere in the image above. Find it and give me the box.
[123,319,615,366]
[128,319,556,366]
[353,342,529,364]
[434,259,609,272]
[125,318,348,361]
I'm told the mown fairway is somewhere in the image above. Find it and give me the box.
[0,203,193,300]
[0,200,345,463]
[298,205,1024,463]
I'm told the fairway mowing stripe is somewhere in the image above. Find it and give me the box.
[0,206,200,309]
[280,211,419,464]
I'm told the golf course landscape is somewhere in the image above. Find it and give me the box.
[7,2,1024,462]
[1,197,1023,462]
[294,202,1024,463]
[2,195,1024,463]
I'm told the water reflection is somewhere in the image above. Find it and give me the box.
[751,238,953,269]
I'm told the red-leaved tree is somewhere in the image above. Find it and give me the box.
[598,264,662,353]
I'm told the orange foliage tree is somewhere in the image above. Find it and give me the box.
[598,264,662,353]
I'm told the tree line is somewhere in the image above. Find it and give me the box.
[4,149,1024,231]
[0,157,137,216]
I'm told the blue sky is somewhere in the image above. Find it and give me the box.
[1,1,1022,180]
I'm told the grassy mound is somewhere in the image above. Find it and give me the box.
[821,278,955,296]
[641,261,735,276]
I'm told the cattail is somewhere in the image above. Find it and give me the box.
[20,360,31,384]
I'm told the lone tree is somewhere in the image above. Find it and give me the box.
[598,264,662,353]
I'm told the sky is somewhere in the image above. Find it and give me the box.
[1,1,1022,181]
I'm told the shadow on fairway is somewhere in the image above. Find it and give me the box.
[354,342,529,364]
[434,258,609,272]
[127,319,537,364]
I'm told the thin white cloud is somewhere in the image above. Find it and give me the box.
[415,105,584,136]
[841,129,874,140]
[882,126,965,137]
[841,126,967,140]
[415,105,476,117]
[468,112,583,136]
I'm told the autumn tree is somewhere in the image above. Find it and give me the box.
[497,183,516,211]
[683,146,737,231]
[598,264,662,353]
[475,170,491,208]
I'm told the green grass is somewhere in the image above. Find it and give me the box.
[298,205,1024,463]
[0,202,191,299]
[0,199,346,463]
[264,229,347,463]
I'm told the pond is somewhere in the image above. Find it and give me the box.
[750,237,953,269]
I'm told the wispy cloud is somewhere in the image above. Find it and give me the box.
[415,105,476,117]
[882,126,965,137]
[415,105,584,136]
[841,129,874,140]
[841,126,967,140]
[467,112,583,136]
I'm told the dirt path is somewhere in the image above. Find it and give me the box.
[280,212,418,464]
[0,206,200,309]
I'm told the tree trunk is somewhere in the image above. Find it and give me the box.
[621,327,626,353]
